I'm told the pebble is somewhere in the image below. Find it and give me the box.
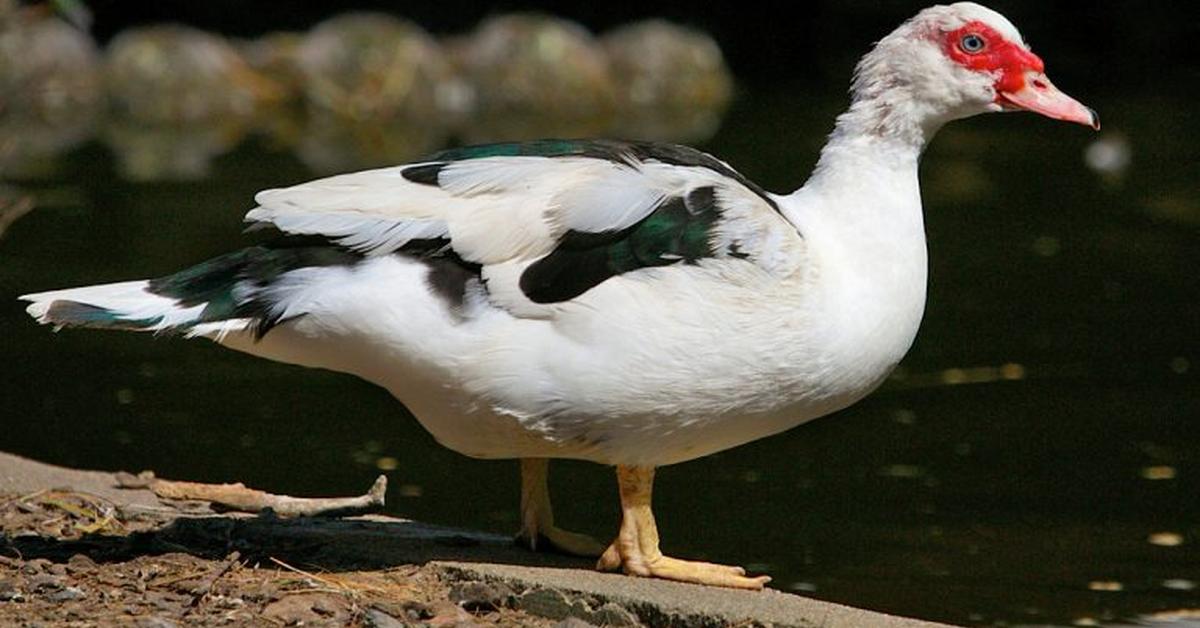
[589,603,639,626]
[67,553,97,574]
[136,617,181,628]
[403,601,435,621]
[364,608,407,628]
[23,558,51,575]
[28,573,65,593]
[46,586,86,602]
[554,618,598,628]
[0,578,24,602]
[517,588,574,619]
[449,580,514,612]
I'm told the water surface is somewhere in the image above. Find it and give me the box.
[1,88,1197,627]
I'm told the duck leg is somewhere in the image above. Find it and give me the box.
[596,465,771,589]
[515,458,607,557]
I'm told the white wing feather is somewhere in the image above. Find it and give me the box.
[247,157,775,264]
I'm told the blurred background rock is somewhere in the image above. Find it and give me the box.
[0,2,736,180]
[0,1,102,177]
[602,20,732,142]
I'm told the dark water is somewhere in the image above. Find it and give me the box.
[2,88,1198,627]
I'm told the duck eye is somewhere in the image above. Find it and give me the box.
[960,33,986,53]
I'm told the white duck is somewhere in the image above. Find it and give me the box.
[22,3,1096,589]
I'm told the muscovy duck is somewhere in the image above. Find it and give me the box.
[22,2,1096,589]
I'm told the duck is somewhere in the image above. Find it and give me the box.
[21,2,1096,590]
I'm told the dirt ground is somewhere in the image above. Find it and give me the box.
[0,490,562,627]
[0,453,958,628]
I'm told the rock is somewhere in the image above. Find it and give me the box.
[47,562,68,576]
[454,13,614,117]
[601,20,732,111]
[0,577,24,602]
[0,12,102,120]
[28,573,64,593]
[46,585,86,602]
[67,553,97,574]
[554,618,597,628]
[135,617,180,628]
[590,602,639,626]
[516,587,574,619]
[105,24,270,123]
[513,587,639,626]
[364,608,406,628]
[448,580,515,612]
[296,12,447,121]
[263,592,353,625]
[23,558,50,574]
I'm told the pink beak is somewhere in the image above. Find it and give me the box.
[999,72,1099,130]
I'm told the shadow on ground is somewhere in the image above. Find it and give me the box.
[4,513,588,572]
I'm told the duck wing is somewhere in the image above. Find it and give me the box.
[250,139,804,316]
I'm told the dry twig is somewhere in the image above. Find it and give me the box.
[113,472,387,518]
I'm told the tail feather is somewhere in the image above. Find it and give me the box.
[21,244,362,339]
[20,280,224,334]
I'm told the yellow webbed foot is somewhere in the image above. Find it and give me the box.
[597,543,770,589]
[517,458,607,557]
[595,465,771,590]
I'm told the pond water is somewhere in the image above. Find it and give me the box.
[1,87,1197,627]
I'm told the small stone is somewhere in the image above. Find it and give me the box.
[0,578,24,602]
[554,618,597,628]
[517,588,573,620]
[46,586,86,603]
[210,595,245,610]
[47,562,68,576]
[29,573,64,593]
[364,608,407,628]
[449,580,514,612]
[136,617,180,628]
[264,593,352,625]
[67,554,97,574]
[311,597,337,616]
[400,601,434,621]
[589,603,638,627]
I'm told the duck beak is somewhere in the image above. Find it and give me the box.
[999,71,1099,130]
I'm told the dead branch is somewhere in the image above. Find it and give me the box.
[113,472,387,518]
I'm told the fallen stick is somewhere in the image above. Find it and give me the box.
[113,472,387,518]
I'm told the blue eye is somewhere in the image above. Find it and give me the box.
[960,34,986,53]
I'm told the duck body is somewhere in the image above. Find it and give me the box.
[22,3,1096,589]
[28,134,927,467]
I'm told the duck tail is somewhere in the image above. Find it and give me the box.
[20,280,214,334]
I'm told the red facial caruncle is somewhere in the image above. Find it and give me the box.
[944,21,1043,93]
[942,20,1098,129]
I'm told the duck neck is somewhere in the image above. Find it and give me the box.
[777,92,941,310]
[783,91,945,234]
[810,94,942,190]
